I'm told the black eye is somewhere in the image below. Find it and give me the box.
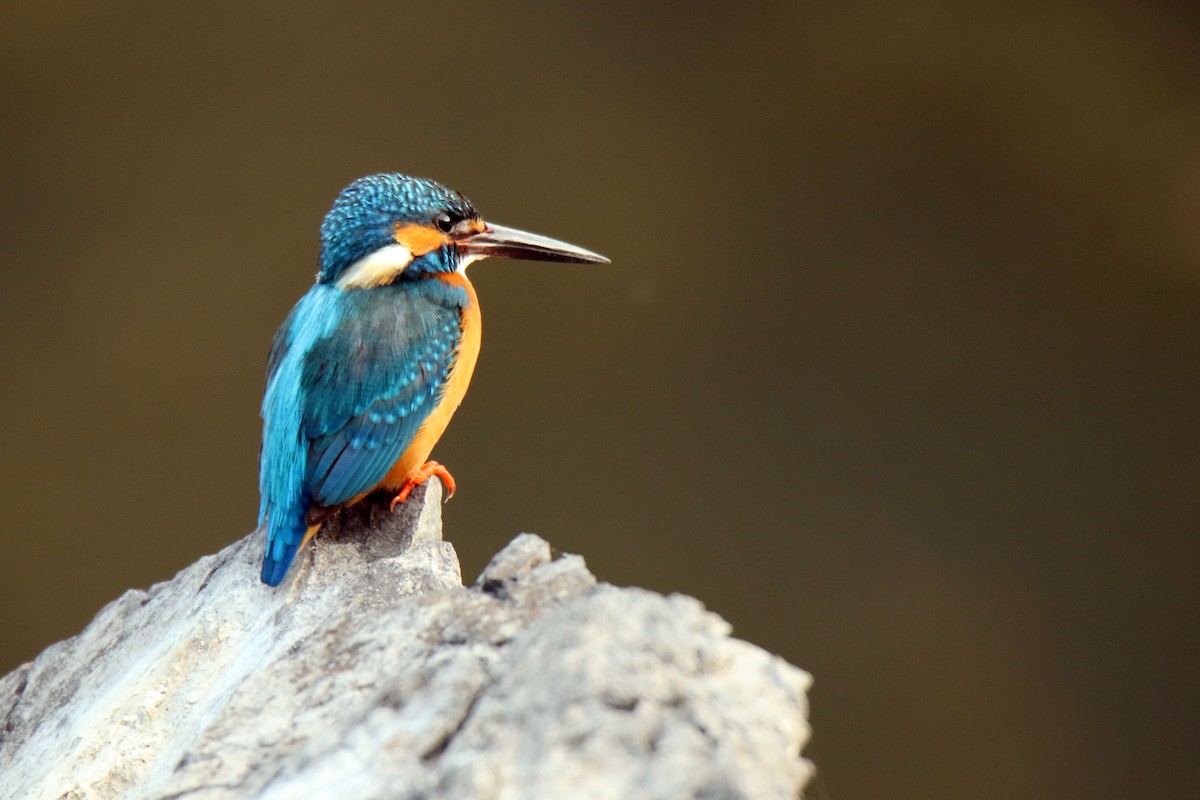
[434,212,455,233]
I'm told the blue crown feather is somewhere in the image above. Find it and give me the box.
[318,174,477,282]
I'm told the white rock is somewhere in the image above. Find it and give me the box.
[0,483,812,799]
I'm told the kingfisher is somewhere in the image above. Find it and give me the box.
[257,173,608,586]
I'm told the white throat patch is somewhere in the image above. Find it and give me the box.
[457,253,485,273]
[336,243,414,289]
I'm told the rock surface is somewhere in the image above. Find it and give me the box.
[0,484,813,799]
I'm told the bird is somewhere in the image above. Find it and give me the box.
[257,173,608,586]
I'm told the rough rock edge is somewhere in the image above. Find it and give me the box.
[0,484,813,800]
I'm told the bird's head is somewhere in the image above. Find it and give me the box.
[318,173,607,288]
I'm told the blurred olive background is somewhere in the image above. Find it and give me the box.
[2,1,1198,798]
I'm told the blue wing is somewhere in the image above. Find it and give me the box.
[258,281,464,586]
[302,319,457,507]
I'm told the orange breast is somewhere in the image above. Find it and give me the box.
[381,272,481,489]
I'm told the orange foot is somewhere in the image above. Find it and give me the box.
[390,461,456,511]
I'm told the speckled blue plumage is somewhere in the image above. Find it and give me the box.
[259,279,468,585]
[258,174,473,586]
[319,174,476,282]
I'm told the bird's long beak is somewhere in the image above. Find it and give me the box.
[458,222,609,264]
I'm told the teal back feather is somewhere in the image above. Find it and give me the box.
[259,285,346,584]
[258,278,467,585]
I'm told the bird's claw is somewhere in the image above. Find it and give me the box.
[389,461,456,511]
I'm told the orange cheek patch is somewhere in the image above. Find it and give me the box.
[393,223,448,256]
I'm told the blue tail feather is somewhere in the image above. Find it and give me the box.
[260,509,308,586]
